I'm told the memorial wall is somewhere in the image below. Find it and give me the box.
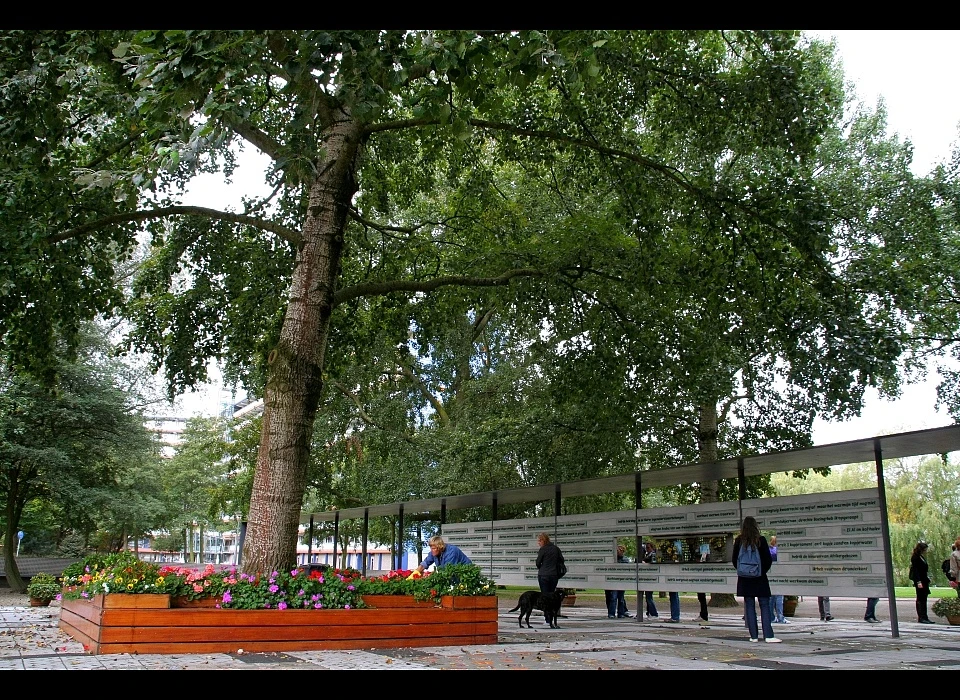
[441,488,886,597]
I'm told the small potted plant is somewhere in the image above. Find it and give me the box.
[27,572,61,607]
[932,596,960,625]
[782,595,800,617]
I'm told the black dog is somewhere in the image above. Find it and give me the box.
[508,589,567,628]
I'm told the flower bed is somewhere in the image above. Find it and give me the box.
[57,556,499,654]
[60,592,498,655]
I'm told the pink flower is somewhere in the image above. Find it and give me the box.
[269,584,279,593]
[222,591,232,604]
[278,601,287,610]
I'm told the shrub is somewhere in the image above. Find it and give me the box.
[27,572,61,601]
[932,595,960,619]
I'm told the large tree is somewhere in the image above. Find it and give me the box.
[3,30,933,574]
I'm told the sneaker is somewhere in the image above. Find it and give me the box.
[777,618,790,624]
[919,619,935,624]
[866,617,881,624]
[765,637,783,643]
[646,613,659,620]
[666,618,679,623]
[824,615,834,622]
[619,613,633,618]
[748,638,759,643]
[693,616,708,623]
[608,615,616,619]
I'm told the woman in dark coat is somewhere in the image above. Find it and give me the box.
[910,541,934,623]
[732,516,780,643]
[535,532,564,593]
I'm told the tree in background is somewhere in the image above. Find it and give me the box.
[0,325,156,592]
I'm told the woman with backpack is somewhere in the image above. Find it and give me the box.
[909,541,934,623]
[733,516,780,643]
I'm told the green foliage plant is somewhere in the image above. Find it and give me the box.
[931,595,960,619]
[26,572,61,601]
[409,564,497,604]
[218,566,364,610]
[60,552,165,598]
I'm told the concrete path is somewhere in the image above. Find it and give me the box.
[2,593,958,670]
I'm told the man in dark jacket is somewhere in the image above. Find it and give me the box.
[535,532,565,593]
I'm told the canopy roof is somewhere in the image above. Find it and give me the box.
[302,424,960,523]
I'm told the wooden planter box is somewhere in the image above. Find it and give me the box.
[60,593,498,655]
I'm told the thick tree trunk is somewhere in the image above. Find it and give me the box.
[241,116,363,575]
[697,401,737,607]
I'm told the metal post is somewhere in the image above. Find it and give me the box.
[737,457,746,521]
[397,504,404,571]
[333,511,340,569]
[362,510,369,576]
[874,438,900,638]
[308,515,315,565]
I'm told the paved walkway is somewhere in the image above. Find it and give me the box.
[2,595,959,670]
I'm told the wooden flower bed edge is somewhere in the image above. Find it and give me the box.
[59,593,498,655]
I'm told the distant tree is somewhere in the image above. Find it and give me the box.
[0,325,155,592]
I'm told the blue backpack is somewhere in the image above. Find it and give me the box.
[737,544,762,578]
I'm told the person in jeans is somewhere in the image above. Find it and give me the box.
[733,516,780,643]
[605,545,632,618]
[818,596,834,621]
[769,535,786,623]
[864,597,881,623]
[639,542,660,619]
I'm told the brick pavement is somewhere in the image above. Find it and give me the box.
[2,594,959,670]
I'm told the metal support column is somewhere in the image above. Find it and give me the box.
[874,438,900,638]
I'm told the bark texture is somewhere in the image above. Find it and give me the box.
[242,115,363,574]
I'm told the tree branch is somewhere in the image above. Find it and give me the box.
[333,268,543,307]
[50,206,301,246]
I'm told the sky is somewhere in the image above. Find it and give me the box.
[803,30,960,444]
[171,31,960,447]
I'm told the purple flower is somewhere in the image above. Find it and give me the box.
[269,584,279,593]
[311,594,319,601]
[344,604,351,610]
[290,569,299,577]
[314,602,323,609]
[278,601,287,610]
[222,591,232,604]
[347,585,355,591]
[298,589,305,596]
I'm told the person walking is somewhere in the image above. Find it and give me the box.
[535,532,565,594]
[733,516,780,643]
[910,541,934,623]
